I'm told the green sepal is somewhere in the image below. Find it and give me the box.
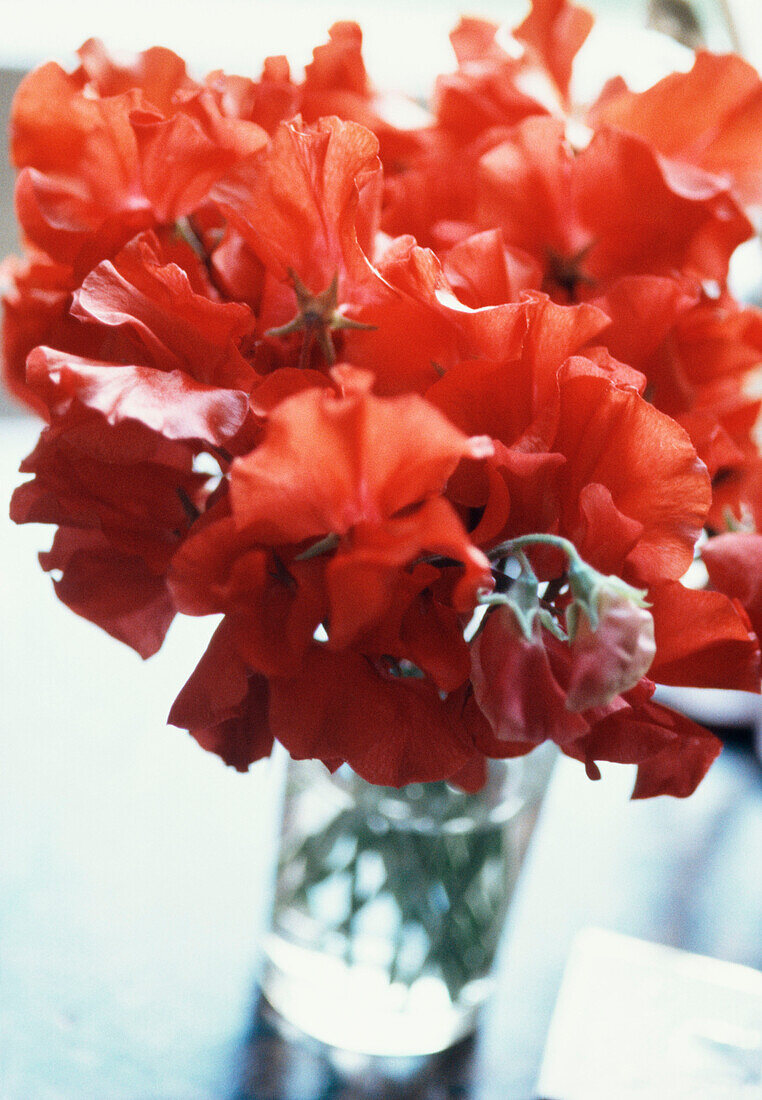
[567,561,650,640]
[478,572,540,641]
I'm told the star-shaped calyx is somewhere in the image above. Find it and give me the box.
[543,243,596,301]
[266,270,375,369]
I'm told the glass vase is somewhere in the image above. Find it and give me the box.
[260,746,556,1057]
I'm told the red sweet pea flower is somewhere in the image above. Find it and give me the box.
[434,18,550,143]
[214,118,528,393]
[17,230,259,454]
[300,20,430,164]
[26,348,251,451]
[430,343,708,586]
[11,41,266,270]
[619,287,762,421]
[4,40,267,410]
[563,684,723,799]
[167,373,494,777]
[552,373,711,585]
[213,116,381,297]
[443,229,544,306]
[590,274,700,376]
[168,500,326,677]
[11,409,205,570]
[469,597,721,800]
[342,236,528,393]
[647,579,760,692]
[37,526,176,659]
[167,373,495,781]
[268,646,479,786]
[70,38,197,109]
[425,291,611,445]
[702,532,762,644]
[70,231,258,392]
[0,252,104,418]
[11,409,207,656]
[591,51,762,207]
[434,0,592,143]
[129,92,266,226]
[229,373,493,619]
[6,10,761,800]
[477,118,752,294]
[205,55,300,136]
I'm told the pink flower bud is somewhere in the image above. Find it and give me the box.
[566,588,656,712]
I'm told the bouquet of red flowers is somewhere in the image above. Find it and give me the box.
[7,0,762,799]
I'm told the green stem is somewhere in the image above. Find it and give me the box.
[487,533,583,568]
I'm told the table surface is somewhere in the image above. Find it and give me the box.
[1,412,762,1100]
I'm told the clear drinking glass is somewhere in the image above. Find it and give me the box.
[261,747,556,1057]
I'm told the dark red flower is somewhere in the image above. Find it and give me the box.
[269,647,478,786]
[470,604,588,750]
[168,618,273,771]
[573,691,723,800]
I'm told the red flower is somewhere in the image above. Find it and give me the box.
[38,527,176,659]
[568,688,723,800]
[11,41,266,270]
[591,51,762,206]
[269,647,479,786]
[702,532,762,644]
[3,41,267,410]
[231,372,482,527]
[551,374,710,585]
[26,347,250,450]
[469,602,723,800]
[70,231,258,392]
[168,501,326,677]
[11,409,206,656]
[6,11,760,801]
[514,0,593,106]
[477,118,752,293]
[213,116,381,297]
[205,55,299,136]
[434,18,549,142]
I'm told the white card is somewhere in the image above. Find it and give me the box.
[537,928,762,1100]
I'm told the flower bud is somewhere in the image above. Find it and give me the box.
[470,604,587,746]
[565,585,656,712]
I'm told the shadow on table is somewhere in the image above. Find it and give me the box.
[231,992,477,1100]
